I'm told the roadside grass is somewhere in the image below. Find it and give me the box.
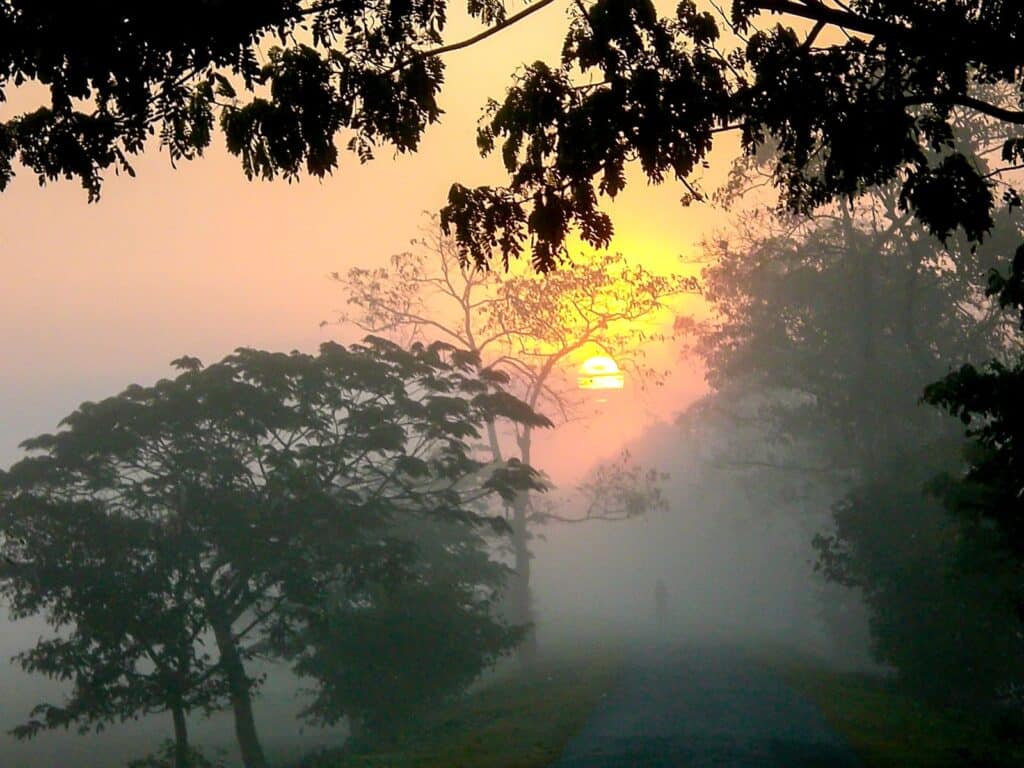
[293,647,622,768]
[292,640,1023,768]
[758,649,1024,767]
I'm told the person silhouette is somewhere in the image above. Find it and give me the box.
[654,578,668,629]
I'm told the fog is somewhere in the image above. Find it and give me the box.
[3,195,997,765]
[0,405,873,767]
[5,3,1024,766]
[532,420,869,666]
[3,193,1017,766]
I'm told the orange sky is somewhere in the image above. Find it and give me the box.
[0,2,737,482]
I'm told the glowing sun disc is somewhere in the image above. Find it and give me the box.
[578,355,624,390]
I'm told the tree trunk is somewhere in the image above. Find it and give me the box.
[210,614,268,768]
[171,703,190,768]
[484,419,504,463]
[346,713,368,749]
[844,201,882,478]
[857,229,881,476]
[509,490,537,665]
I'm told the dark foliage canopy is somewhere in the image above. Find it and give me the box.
[925,359,1024,568]
[818,447,1024,711]
[6,2,1024,278]
[0,0,461,196]
[445,0,1024,271]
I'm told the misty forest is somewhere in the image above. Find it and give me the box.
[4,1,1024,766]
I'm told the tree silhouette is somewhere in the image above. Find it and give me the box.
[444,1,1024,274]
[0,337,548,767]
[335,223,691,659]
[9,2,1024,279]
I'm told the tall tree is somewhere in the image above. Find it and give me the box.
[699,197,1016,478]
[336,224,691,658]
[695,163,1024,706]
[924,358,1024,619]
[0,337,548,767]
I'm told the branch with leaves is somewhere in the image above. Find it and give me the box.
[529,450,669,525]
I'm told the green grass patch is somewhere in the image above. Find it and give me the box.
[758,650,1023,767]
[295,648,622,768]
[295,642,1024,768]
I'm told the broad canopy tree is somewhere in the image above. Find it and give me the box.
[0,484,229,768]
[0,337,548,768]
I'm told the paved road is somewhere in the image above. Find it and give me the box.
[551,645,860,768]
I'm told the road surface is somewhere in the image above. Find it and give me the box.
[551,645,860,767]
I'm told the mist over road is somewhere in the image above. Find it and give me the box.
[551,644,859,768]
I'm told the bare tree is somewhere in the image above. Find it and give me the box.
[332,219,697,661]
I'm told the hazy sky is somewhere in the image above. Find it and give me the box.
[0,4,733,481]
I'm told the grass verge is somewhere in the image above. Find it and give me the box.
[294,648,621,768]
[760,650,1023,767]
[296,642,1023,767]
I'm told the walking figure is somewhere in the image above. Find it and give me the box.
[654,578,668,629]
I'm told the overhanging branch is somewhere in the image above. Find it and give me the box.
[387,0,561,74]
[751,0,1021,72]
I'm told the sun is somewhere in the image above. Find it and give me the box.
[578,355,625,390]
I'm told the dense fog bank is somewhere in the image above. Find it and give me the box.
[532,418,874,669]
